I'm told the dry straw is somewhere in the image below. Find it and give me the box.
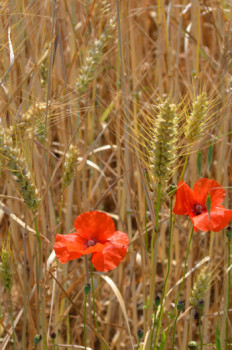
[149,98,179,194]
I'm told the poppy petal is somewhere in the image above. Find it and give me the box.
[173,181,194,215]
[91,231,129,272]
[191,206,232,232]
[74,211,115,242]
[54,234,82,263]
[193,178,225,207]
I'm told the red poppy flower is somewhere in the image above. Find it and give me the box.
[54,211,129,272]
[173,178,232,232]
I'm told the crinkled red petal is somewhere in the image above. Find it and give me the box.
[191,205,232,232]
[193,178,225,207]
[54,234,82,264]
[74,211,115,242]
[173,181,194,215]
[91,231,129,272]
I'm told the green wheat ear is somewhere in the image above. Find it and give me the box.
[190,267,211,307]
[0,248,13,295]
[185,92,209,144]
[10,102,48,144]
[76,17,116,94]
[62,144,79,189]
[149,97,179,195]
[0,129,40,214]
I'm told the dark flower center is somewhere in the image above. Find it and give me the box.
[192,202,207,216]
[84,237,98,249]
[87,239,96,247]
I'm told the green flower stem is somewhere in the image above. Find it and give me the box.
[9,294,16,350]
[84,293,88,350]
[136,339,141,350]
[52,338,56,350]
[171,226,194,349]
[153,196,173,348]
[171,311,180,350]
[149,183,162,325]
[149,306,158,350]
[179,149,189,182]
[34,216,42,334]
[90,263,99,331]
[176,226,194,302]
[199,310,203,350]
[58,192,64,234]
[144,171,149,253]
[34,216,47,349]
[226,236,231,349]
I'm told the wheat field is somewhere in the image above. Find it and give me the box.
[0,1,232,349]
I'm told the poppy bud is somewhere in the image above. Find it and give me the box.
[137,329,143,340]
[33,334,42,345]
[50,332,56,339]
[177,300,185,312]
[155,295,160,308]
[84,283,91,296]
[197,299,204,310]
[226,226,232,239]
[188,340,198,349]
[169,183,177,197]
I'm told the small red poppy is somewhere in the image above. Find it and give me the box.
[54,211,129,272]
[173,178,232,232]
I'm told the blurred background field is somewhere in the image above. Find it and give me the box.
[0,0,232,349]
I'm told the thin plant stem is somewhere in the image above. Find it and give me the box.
[226,236,231,349]
[149,183,162,324]
[9,294,16,350]
[34,216,47,349]
[90,262,99,331]
[58,192,64,235]
[136,339,141,350]
[52,338,56,350]
[84,293,88,350]
[145,191,149,253]
[176,226,194,303]
[199,310,203,350]
[90,263,107,350]
[179,150,189,182]
[144,170,149,253]
[153,196,173,348]
[34,216,42,334]
[170,226,194,349]
[150,305,158,350]
[171,311,180,350]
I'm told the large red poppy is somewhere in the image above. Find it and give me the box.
[173,178,232,232]
[54,211,129,272]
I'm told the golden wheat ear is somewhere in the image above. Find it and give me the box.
[190,267,211,308]
[149,97,179,196]
[185,92,209,144]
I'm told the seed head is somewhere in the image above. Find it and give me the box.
[185,92,208,144]
[0,130,40,213]
[76,18,116,94]
[149,98,179,194]
[190,267,211,307]
[62,144,79,188]
[188,341,198,349]
[0,248,13,295]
